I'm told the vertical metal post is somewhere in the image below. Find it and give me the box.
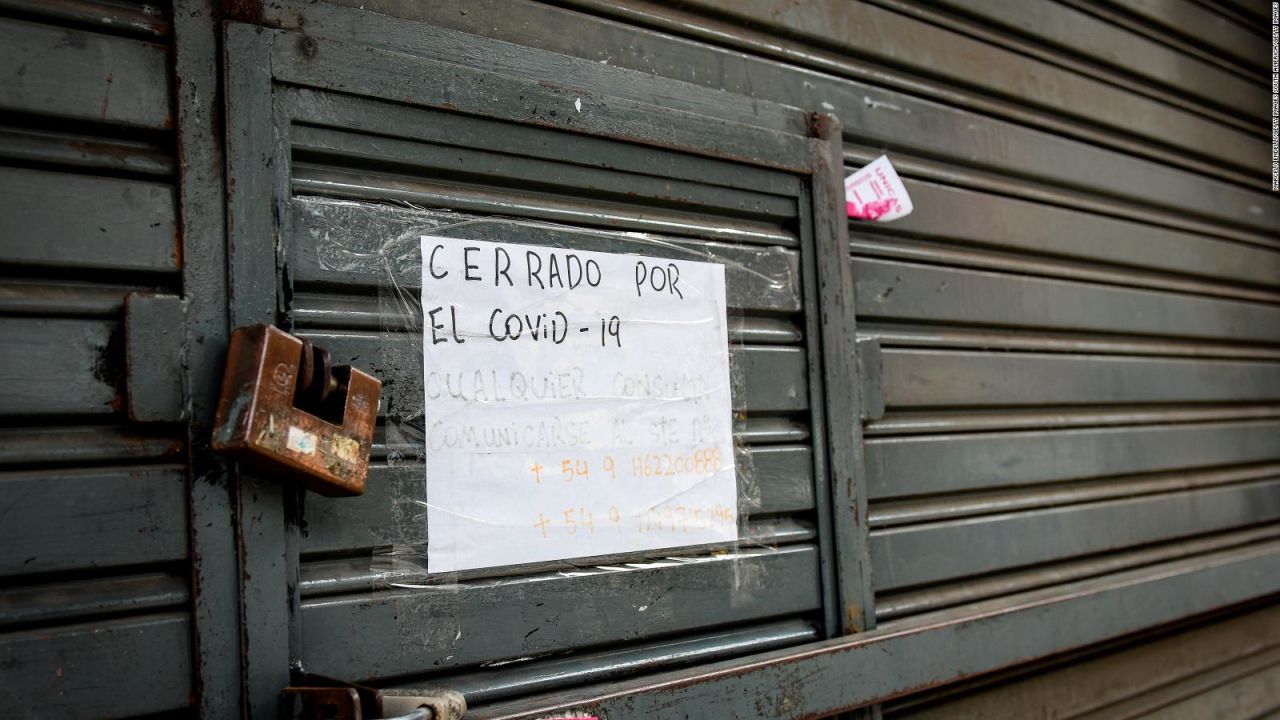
[173,0,243,714]
[225,24,293,719]
[808,114,877,635]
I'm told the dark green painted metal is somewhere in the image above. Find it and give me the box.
[808,115,876,636]
[172,0,244,713]
[885,604,1280,718]
[0,125,174,176]
[876,525,1280,621]
[301,545,822,679]
[881,350,1280,407]
[0,318,120,415]
[867,420,1280,499]
[299,518,816,598]
[870,478,1280,591]
[0,425,182,465]
[0,613,193,719]
[435,619,820,707]
[0,573,189,629]
[0,167,178,273]
[289,198,802,310]
[224,22,296,719]
[857,179,1280,291]
[853,258,1280,343]
[283,88,804,198]
[269,30,811,173]
[0,465,187,576]
[217,18,850,716]
[0,16,171,129]
[463,543,1280,719]
[125,293,187,422]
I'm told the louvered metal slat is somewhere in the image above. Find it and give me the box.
[301,545,822,680]
[0,2,190,715]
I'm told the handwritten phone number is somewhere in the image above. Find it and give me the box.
[532,503,736,538]
[529,448,724,484]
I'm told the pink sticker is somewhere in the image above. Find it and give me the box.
[845,155,913,222]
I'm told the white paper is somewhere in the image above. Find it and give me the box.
[420,235,737,573]
[845,155,913,222]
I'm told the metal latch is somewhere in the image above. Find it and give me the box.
[284,686,466,720]
[212,324,381,496]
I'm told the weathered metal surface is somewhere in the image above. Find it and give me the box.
[283,89,803,198]
[854,178,1280,291]
[425,620,818,706]
[870,479,1280,591]
[870,463,1280,528]
[301,545,822,679]
[463,543,1280,718]
[0,0,170,38]
[0,125,175,176]
[889,604,1280,719]
[1091,0,1269,72]
[662,0,1264,177]
[125,293,188,422]
[65,1,1271,716]
[881,350,1280,407]
[0,16,171,128]
[0,167,178,273]
[0,613,192,719]
[0,318,121,415]
[269,0,1280,236]
[806,114,875,637]
[270,30,811,173]
[300,519,816,599]
[171,1,245,712]
[0,425,182,465]
[919,0,1267,121]
[0,465,187,576]
[867,420,1280,499]
[224,23,295,719]
[876,525,1280,620]
[854,258,1280,343]
[290,198,802,309]
[0,573,188,629]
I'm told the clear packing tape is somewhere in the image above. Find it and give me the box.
[303,197,798,591]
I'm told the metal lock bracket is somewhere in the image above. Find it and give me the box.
[212,324,381,496]
[284,684,466,720]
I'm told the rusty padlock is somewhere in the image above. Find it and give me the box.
[212,325,380,496]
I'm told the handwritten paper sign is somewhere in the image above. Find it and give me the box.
[420,236,737,573]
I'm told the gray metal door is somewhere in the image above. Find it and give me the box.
[220,20,871,717]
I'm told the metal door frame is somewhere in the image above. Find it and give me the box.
[219,19,877,717]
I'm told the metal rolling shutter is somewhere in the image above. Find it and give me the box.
[0,1,194,717]
[219,19,866,714]
[886,603,1280,719]
[253,0,1278,715]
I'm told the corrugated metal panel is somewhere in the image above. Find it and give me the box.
[0,1,193,716]
[231,0,1280,715]
[886,603,1280,719]
[287,126,826,684]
